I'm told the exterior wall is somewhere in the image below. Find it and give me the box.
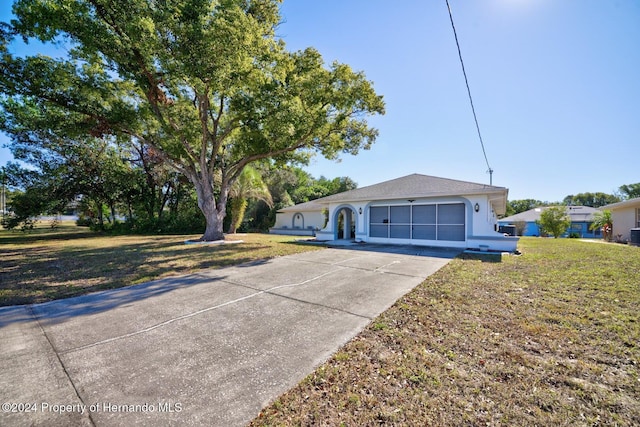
[468,194,501,236]
[270,210,326,236]
[611,206,639,241]
[467,236,520,252]
[523,222,540,236]
[566,222,600,238]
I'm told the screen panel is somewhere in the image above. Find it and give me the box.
[390,225,410,239]
[370,206,388,224]
[438,203,465,224]
[412,225,436,240]
[412,205,436,224]
[390,206,410,223]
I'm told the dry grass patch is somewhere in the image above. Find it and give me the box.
[0,225,320,306]
[252,238,640,426]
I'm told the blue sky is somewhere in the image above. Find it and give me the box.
[1,0,639,202]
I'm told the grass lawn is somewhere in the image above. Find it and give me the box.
[3,226,639,424]
[251,238,640,426]
[0,223,321,306]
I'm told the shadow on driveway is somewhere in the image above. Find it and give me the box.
[311,240,463,259]
[1,246,456,427]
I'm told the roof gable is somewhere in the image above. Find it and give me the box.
[278,200,324,212]
[602,197,640,210]
[317,174,507,203]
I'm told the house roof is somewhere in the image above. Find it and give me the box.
[601,197,640,211]
[500,206,599,223]
[321,173,506,201]
[278,199,325,213]
[279,174,509,215]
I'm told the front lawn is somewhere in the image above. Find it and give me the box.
[0,224,320,306]
[252,238,640,426]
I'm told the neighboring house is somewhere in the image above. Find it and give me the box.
[271,173,519,252]
[498,206,601,238]
[270,199,326,236]
[601,197,640,242]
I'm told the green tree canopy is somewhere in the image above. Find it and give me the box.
[562,192,620,208]
[619,183,640,199]
[537,206,571,238]
[506,199,545,216]
[0,0,384,240]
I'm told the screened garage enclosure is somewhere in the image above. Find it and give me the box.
[369,203,466,241]
[272,174,519,252]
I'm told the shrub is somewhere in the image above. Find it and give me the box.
[537,207,571,238]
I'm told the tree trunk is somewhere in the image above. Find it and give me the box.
[127,196,133,222]
[95,201,104,228]
[199,201,224,241]
[192,173,227,241]
[110,202,117,224]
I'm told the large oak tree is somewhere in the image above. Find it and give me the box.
[0,0,384,240]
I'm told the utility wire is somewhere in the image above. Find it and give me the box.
[445,0,494,185]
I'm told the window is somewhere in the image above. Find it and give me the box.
[587,223,601,236]
[637,208,640,228]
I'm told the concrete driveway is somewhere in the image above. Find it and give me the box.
[1,245,459,426]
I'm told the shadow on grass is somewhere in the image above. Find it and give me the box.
[0,244,277,327]
[459,252,503,263]
[0,228,97,244]
[0,236,273,308]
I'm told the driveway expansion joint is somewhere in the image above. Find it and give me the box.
[59,267,351,355]
[27,305,96,427]
[291,256,428,278]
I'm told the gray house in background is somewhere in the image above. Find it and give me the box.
[498,206,601,238]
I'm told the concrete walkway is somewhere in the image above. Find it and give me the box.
[1,245,459,427]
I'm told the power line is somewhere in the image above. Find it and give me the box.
[445,0,494,185]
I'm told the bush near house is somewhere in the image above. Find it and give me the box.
[591,209,613,241]
[537,206,572,238]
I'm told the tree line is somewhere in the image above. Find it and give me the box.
[0,149,356,234]
[506,184,640,217]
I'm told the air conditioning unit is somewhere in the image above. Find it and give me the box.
[630,228,640,247]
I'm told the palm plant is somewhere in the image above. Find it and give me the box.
[590,209,613,241]
[227,167,273,234]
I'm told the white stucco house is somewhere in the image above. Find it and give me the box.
[601,197,640,243]
[270,174,519,252]
[269,199,326,236]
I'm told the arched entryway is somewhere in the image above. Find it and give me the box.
[292,212,304,229]
[333,205,357,240]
